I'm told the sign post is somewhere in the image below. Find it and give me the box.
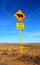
[16,23,24,55]
[14,10,26,55]
[20,29,22,55]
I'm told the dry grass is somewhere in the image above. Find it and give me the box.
[0,43,40,65]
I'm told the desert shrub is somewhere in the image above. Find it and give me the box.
[18,55,30,62]
[36,56,40,60]
[0,63,7,65]
[29,56,33,61]
[1,50,8,55]
[18,57,26,62]
[33,56,40,64]
[0,58,7,65]
[9,49,18,56]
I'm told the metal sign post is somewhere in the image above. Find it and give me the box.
[16,23,24,55]
[14,10,26,55]
[20,29,22,55]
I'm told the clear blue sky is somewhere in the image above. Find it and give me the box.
[0,0,40,43]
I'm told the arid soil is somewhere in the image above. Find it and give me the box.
[0,43,40,65]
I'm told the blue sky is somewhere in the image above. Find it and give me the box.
[0,0,40,43]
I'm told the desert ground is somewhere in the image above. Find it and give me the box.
[0,43,40,65]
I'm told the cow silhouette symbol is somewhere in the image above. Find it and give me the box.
[16,14,23,18]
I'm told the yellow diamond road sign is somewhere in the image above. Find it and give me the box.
[14,10,26,22]
[16,23,24,30]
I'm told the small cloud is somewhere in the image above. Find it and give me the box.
[0,30,18,34]
[8,31,17,33]
[23,31,40,38]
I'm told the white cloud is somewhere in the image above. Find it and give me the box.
[23,31,40,37]
[0,30,18,33]
[22,31,40,43]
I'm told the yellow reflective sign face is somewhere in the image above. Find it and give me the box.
[16,23,24,30]
[14,10,26,22]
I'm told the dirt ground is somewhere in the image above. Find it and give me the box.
[0,43,40,65]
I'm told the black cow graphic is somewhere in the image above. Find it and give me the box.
[16,14,23,18]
